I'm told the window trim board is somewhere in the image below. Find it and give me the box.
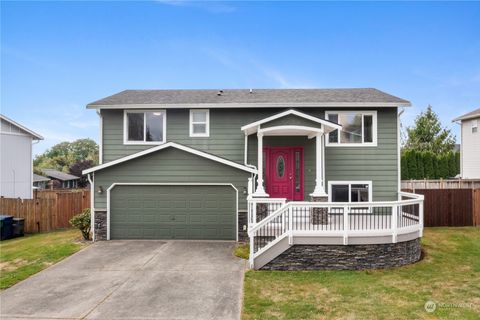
[189,109,210,137]
[325,110,378,147]
[123,109,167,145]
[327,180,373,202]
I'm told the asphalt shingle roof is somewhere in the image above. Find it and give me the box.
[33,173,50,182]
[452,108,480,122]
[88,88,410,107]
[42,169,79,181]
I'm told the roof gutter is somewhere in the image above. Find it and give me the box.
[87,102,412,110]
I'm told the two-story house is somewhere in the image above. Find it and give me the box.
[453,108,480,179]
[84,88,424,270]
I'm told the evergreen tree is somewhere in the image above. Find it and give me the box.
[401,153,409,180]
[423,151,435,179]
[448,152,457,177]
[404,105,456,154]
[455,152,461,175]
[406,150,417,179]
[416,151,424,179]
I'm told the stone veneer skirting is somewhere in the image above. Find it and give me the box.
[238,211,248,242]
[261,238,421,270]
[94,210,107,241]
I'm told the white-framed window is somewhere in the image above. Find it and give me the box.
[189,109,210,137]
[472,119,478,134]
[325,111,377,146]
[328,181,373,202]
[123,110,166,145]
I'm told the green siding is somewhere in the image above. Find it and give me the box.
[325,108,399,201]
[94,147,250,210]
[99,107,398,203]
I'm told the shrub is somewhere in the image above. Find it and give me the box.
[69,208,91,240]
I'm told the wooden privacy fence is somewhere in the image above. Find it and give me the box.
[402,179,480,190]
[0,190,90,233]
[403,188,480,227]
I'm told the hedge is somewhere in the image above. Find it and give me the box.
[401,150,460,180]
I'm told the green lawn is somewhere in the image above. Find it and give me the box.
[243,227,480,320]
[0,229,89,290]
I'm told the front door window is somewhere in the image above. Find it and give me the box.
[264,147,304,201]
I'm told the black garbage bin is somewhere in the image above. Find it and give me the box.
[0,215,14,240]
[12,218,25,238]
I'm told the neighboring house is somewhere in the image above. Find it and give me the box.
[42,169,80,189]
[84,88,424,270]
[33,173,51,190]
[0,114,43,199]
[453,108,480,179]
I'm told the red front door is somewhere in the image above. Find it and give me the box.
[265,147,304,201]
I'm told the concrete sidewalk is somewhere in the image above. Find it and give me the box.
[0,240,245,320]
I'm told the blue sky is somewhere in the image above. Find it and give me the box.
[1,1,479,155]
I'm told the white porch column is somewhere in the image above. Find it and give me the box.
[252,131,269,197]
[310,133,328,197]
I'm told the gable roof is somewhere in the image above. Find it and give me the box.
[83,142,257,175]
[33,174,51,182]
[87,88,411,109]
[241,109,342,135]
[0,114,43,140]
[452,108,480,122]
[42,169,79,181]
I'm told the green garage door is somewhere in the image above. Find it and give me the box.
[110,185,236,240]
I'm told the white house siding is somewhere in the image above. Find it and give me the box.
[461,117,480,179]
[0,122,34,199]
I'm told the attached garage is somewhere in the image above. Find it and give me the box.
[109,184,237,240]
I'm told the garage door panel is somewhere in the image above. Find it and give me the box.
[110,185,236,240]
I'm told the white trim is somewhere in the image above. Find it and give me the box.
[397,108,404,200]
[87,173,95,241]
[258,125,324,137]
[189,109,210,137]
[88,102,410,110]
[82,142,257,174]
[97,110,103,164]
[123,109,167,145]
[0,114,43,140]
[325,110,378,147]
[242,109,341,135]
[106,183,239,241]
[327,181,373,202]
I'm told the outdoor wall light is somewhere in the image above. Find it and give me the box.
[243,187,248,195]
[97,186,104,194]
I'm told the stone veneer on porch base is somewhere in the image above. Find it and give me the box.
[261,238,421,270]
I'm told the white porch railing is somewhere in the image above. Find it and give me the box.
[247,192,424,268]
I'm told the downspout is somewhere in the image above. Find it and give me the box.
[87,173,95,241]
[398,107,405,200]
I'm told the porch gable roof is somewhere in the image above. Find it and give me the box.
[241,109,342,135]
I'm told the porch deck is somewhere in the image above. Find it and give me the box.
[247,192,424,269]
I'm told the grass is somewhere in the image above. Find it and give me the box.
[0,229,89,290]
[242,227,480,320]
[235,243,250,260]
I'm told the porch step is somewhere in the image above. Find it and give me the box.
[253,235,291,269]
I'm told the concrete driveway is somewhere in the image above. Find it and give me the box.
[0,241,246,320]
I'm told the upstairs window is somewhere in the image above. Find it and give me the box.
[472,119,478,134]
[326,111,377,146]
[124,110,166,144]
[190,109,210,137]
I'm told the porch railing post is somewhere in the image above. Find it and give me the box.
[288,205,293,245]
[343,205,349,245]
[419,200,424,237]
[392,204,398,243]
